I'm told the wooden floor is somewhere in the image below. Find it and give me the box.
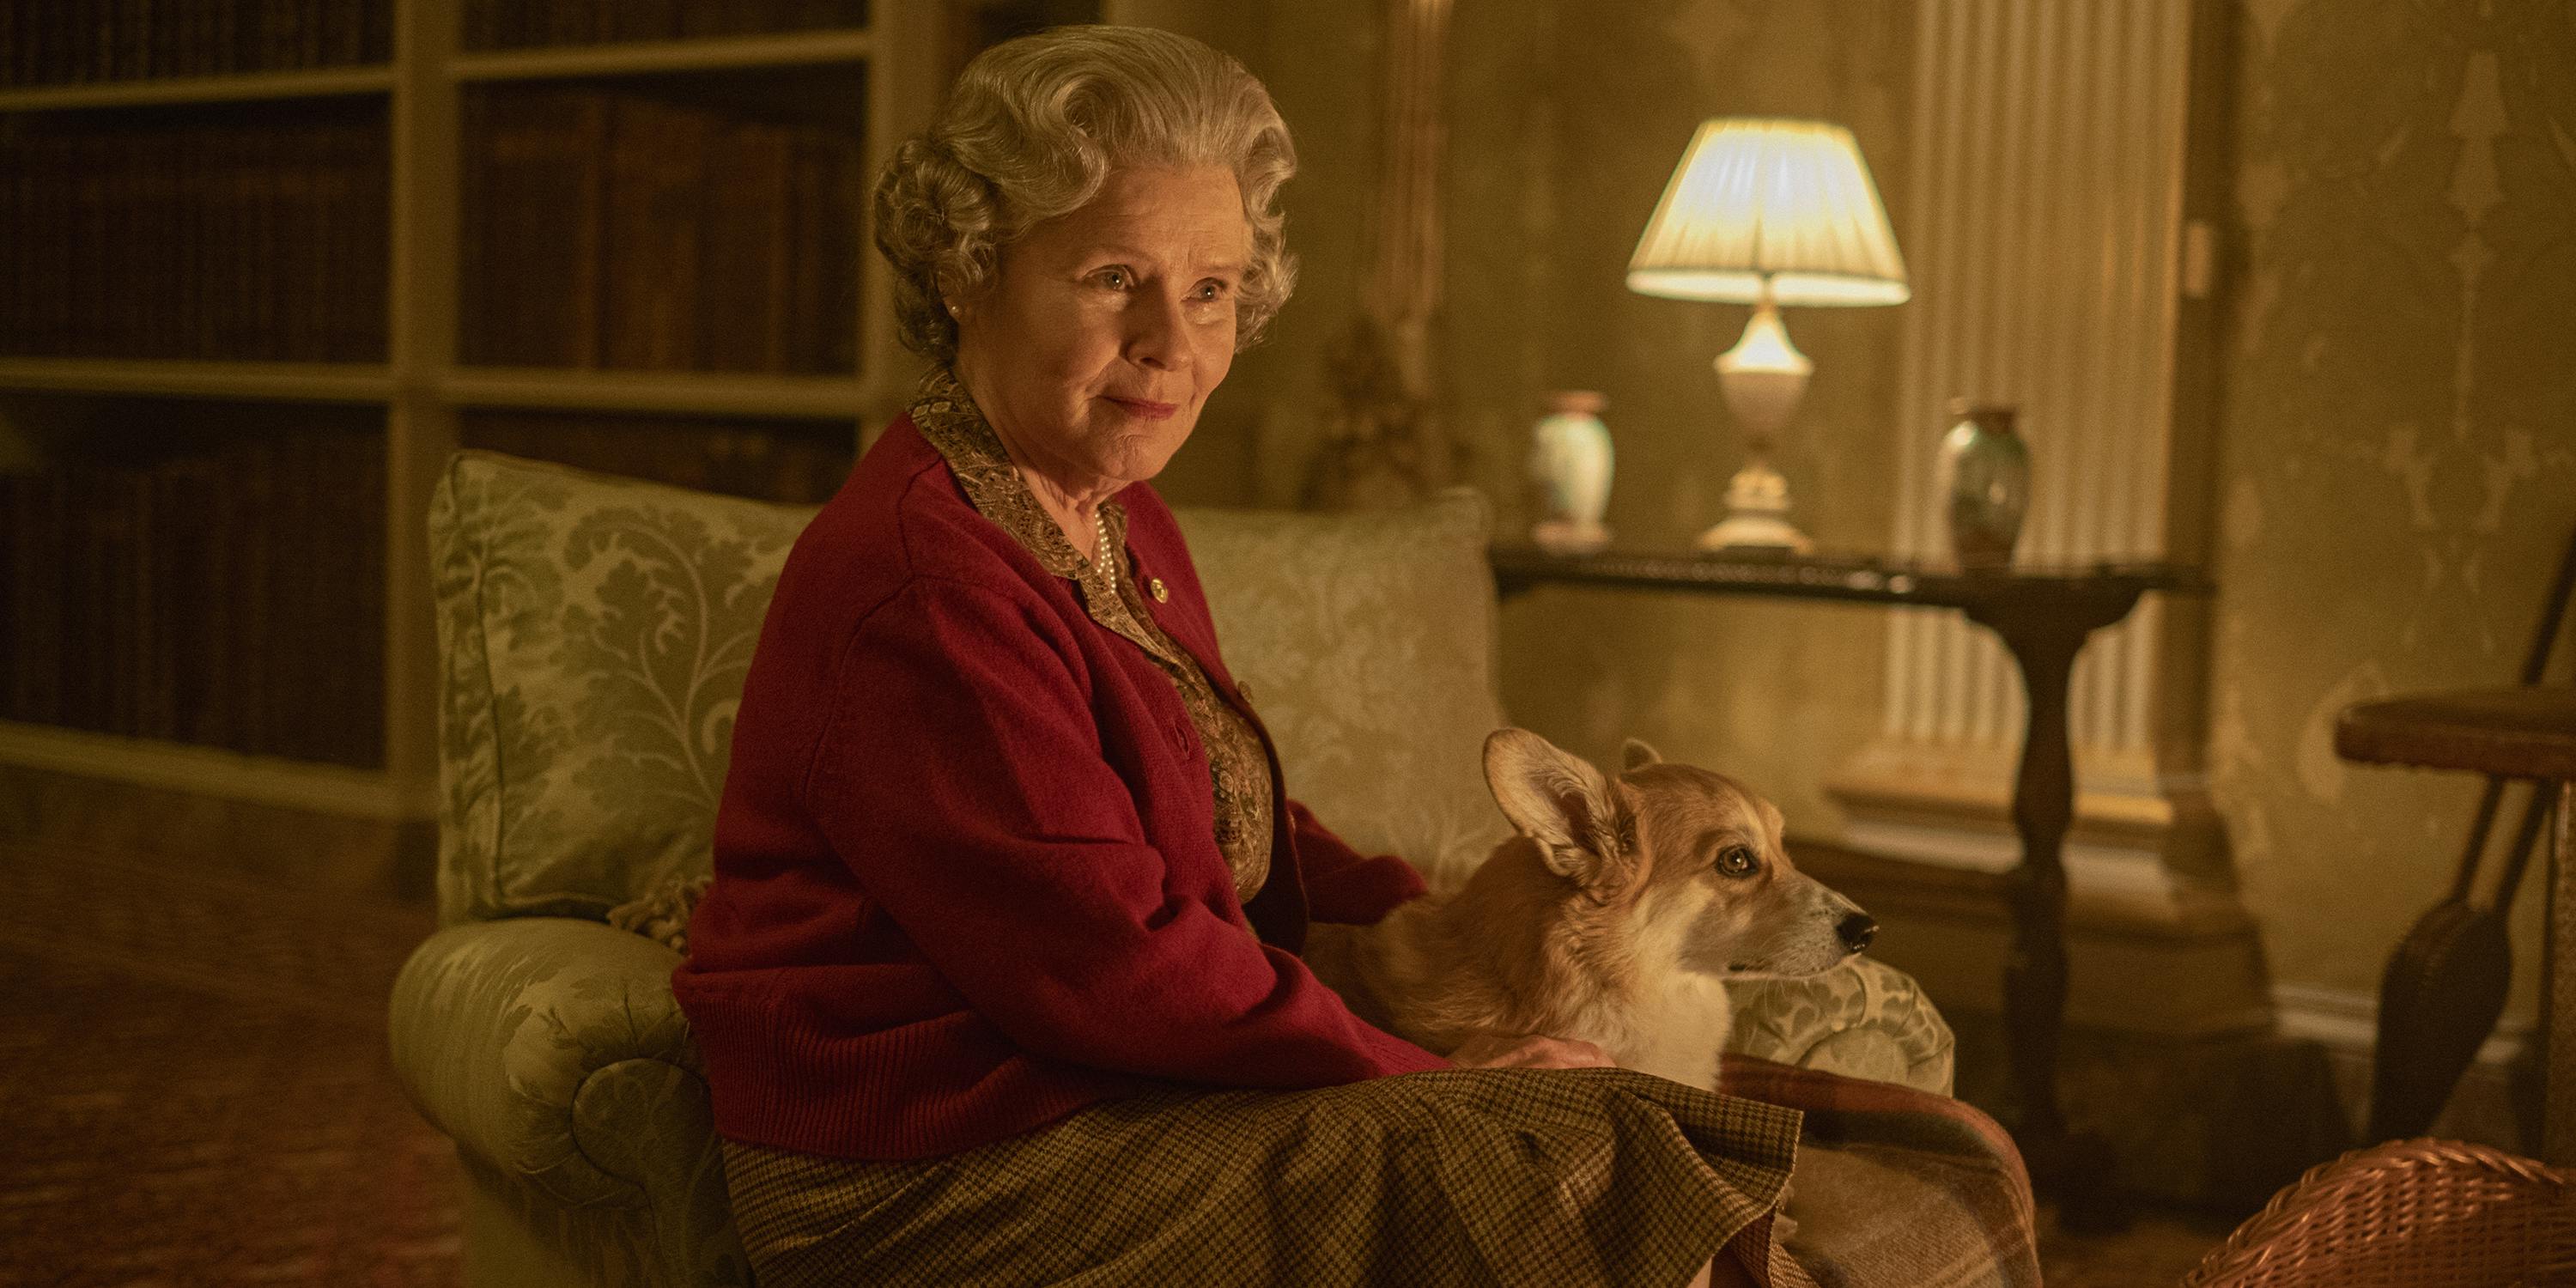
[2038,1206,2243,1286]
[0,833,2258,1286]
[0,839,459,1287]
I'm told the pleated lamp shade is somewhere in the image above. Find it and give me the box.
[1627,118,1910,307]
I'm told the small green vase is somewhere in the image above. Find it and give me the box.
[1935,401,2031,565]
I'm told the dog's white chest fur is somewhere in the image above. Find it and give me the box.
[1574,973,1734,1092]
[1558,887,1739,1091]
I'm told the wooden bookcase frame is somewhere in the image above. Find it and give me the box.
[0,0,950,822]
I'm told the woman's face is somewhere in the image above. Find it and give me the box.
[951,165,1253,498]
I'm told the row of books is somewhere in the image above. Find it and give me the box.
[0,0,392,88]
[0,113,391,362]
[0,431,387,768]
[463,0,869,51]
[460,88,863,375]
[461,410,856,505]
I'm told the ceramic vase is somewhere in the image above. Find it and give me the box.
[1935,400,2030,565]
[1528,391,1613,554]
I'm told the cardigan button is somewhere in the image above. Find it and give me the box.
[1149,577,1170,603]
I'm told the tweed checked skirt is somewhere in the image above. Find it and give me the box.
[721,1067,1807,1288]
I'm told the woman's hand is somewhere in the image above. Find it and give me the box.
[1447,1032,1615,1071]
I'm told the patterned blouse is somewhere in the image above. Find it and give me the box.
[908,370,1275,905]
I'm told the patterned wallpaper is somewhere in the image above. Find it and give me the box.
[2209,0,2576,1016]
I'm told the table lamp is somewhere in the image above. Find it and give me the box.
[1628,118,1909,553]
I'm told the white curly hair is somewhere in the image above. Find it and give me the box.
[872,25,1300,365]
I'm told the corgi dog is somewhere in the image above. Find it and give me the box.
[1304,727,1877,1091]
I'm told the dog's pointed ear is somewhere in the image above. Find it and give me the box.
[1485,728,1629,884]
[1620,738,1662,772]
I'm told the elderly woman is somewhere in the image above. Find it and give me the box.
[674,26,1799,1288]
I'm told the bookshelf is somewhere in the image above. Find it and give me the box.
[437,368,867,418]
[447,29,880,82]
[0,0,1027,828]
[0,65,399,112]
[0,358,399,402]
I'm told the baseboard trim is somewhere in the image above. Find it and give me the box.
[2270,981,2530,1071]
[2269,981,2536,1158]
[1941,988,2535,1205]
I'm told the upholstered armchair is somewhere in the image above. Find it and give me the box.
[387,451,1958,1287]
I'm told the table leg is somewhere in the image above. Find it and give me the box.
[2002,628,2078,1137]
[1981,615,2123,1226]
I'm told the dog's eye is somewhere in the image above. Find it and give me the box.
[1714,845,1761,878]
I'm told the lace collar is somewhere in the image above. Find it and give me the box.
[909,368,1129,581]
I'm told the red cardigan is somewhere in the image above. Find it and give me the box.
[672,415,1451,1161]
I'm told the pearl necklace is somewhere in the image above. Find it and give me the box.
[1092,507,1114,583]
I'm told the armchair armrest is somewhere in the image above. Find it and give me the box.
[389,917,710,1210]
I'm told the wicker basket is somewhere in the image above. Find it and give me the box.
[2182,1139,2576,1287]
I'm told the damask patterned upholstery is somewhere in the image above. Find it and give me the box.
[1175,493,1515,888]
[393,449,1954,1287]
[428,454,811,927]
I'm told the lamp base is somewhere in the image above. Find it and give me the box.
[1696,455,1813,554]
[1696,513,1812,554]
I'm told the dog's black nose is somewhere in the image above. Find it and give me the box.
[1837,913,1878,952]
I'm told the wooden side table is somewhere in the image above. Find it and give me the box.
[1492,546,2204,1214]
[2335,686,2576,1164]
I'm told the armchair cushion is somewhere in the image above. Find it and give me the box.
[1176,489,1511,888]
[428,453,812,925]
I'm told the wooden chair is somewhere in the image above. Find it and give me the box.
[2344,516,2576,1146]
[2336,685,2576,1163]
